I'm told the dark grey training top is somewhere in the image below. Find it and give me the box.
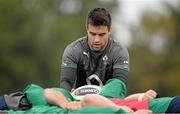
[60,36,129,91]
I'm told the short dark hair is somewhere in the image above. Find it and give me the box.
[86,8,111,28]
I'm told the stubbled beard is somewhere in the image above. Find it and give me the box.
[91,46,103,52]
[92,50,101,53]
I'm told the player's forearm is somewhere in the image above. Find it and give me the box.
[124,93,143,100]
[60,67,77,91]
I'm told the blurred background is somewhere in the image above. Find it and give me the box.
[0,0,179,96]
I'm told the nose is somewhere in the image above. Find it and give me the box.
[94,35,100,42]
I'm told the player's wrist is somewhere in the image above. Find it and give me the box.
[138,93,145,101]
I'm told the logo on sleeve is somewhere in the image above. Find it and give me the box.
[123,61,129,69]
[62,60,70,66]
[62,62,67,66]
[123,61,129,64]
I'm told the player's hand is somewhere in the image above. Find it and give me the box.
[143,89,157,101]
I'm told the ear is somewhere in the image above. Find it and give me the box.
[109,27,112,34]
[108,26,112,33]
[85,24,88,31]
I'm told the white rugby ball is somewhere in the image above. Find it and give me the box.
[71,85,102,100]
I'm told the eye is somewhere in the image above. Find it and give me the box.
[90,32,96,36]
[99,33,106,36]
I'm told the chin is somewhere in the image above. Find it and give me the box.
[91,46,103,52]
[92,49,102,53]
[93,50,101,53]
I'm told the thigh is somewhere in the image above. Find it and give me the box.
[166,96,180,113]
[0,96,8,110]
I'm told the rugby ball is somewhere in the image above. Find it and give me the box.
[71,85,102,100]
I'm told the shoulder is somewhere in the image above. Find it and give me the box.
[62,37,88,62]
[109,39,129,55]
[66,36,87,50]
[64,36,87,53]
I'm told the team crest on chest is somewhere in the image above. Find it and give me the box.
[102,55,108,61]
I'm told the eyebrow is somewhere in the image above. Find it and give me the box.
[89,32,96,35]
[89,32,106,35]
[99,33,106,36]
